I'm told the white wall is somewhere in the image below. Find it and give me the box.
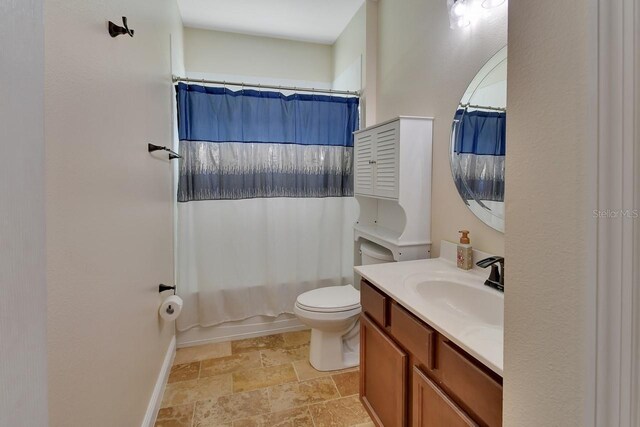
[330,1,377,126]
[44,0,184,425]
[332,4,366,92]
[504,0,592,425]
[375,0,507,256]
[0,1,48,426]
[184,28,333,85]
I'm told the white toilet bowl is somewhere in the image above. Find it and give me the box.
[294,285,361,371]
[294,241,395,371]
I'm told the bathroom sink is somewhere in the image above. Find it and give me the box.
[403,274,504,327]
[354,244,505,374]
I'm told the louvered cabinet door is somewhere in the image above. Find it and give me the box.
[354,131,375,196]
[372,122,399,199]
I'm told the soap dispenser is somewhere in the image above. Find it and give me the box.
[457,230,473,270]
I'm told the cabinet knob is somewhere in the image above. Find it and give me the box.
[368,160,377,164]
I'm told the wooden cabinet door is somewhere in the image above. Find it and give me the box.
[360,314,407,426]
[438,338,503,427]
[412,366,478,427]
[372,122,399,199]
[354,131,375,196]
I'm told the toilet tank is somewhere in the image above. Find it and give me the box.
[360,241,395,265]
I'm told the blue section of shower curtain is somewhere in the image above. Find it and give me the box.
[176,83,359,202]
[453,109,506,156]
[176,83,358,147]
[452,108,506,202]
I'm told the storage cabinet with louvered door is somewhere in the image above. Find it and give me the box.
[412,367,478,427]
[353,116,430,202]
[352,117,432,261]
[372,122,399,199]
[354,131,375,196]
[353,120,400,199]
[360,314,407,426]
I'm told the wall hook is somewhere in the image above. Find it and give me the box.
[159,284,176,295]
[109,16,134,38]
[148,143,181,160]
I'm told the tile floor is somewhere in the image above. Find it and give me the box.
[155,330,373,427]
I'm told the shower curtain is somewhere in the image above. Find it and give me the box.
[175,83,360,330]
[452,108,506,202]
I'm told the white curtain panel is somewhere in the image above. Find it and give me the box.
[176,197,358,330]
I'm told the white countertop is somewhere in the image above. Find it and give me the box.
[354,242,504,376]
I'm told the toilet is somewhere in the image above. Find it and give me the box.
[294,241,395,371]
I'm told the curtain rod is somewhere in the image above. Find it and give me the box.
[459,102,506,112]
[172,75,360,97]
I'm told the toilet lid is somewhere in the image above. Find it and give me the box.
[296,285,360,313]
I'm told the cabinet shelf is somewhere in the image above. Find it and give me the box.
[354,223,431,261]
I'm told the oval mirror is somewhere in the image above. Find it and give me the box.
[450,46,507,233]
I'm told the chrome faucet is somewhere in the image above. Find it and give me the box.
[476,256,504,292]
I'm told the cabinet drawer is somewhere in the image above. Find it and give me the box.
[390,302,435,370]
[361,280,388,327]
[412,366,478,427]
[438,338,502,427]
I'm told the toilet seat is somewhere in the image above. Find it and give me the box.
[295,285,360,313]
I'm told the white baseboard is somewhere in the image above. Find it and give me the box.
[177,314,307,348]
[142,335,176,427]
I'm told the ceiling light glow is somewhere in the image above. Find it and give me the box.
[482,0,506,9]
[451,0,467,17]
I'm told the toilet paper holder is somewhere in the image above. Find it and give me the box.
[159,284,176,295]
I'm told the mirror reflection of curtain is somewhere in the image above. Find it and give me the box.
[452,108,506,203]
[174,83,360,329]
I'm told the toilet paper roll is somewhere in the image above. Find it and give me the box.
[159,295,183,321]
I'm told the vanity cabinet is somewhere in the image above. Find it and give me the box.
[359,280,503,427]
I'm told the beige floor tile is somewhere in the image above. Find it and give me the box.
[175,342,233,365]
[168,362,201,384]
[155,403,194,427]
[232,364,297,393]
[282,330,311,347]
[231,334,286,354]
[231,419,261,427]
[261,344,309,367]
[200,352,262,378]
[331,370,359,397]
[161,374,233,408]
[292,360,357,382]
[193,389,270,426]
[309,395,372,427]
[268,377,340,412]
[233,406,314,427]
[292,360,330,381]
[159,333,365,427]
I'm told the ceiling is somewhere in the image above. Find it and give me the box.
[177,0,365,45]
